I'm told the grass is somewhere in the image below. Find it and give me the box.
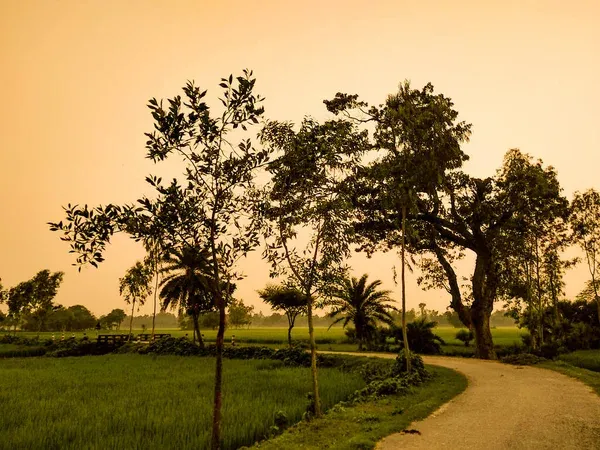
[253,365,468,450]
[557,349,600,372]
[3,326,524,348]
[539,360,600,396]
[0,355,365,450]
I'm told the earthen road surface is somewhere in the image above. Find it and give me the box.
[326,352,600,449]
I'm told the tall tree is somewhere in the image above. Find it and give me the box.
[259,117,369,417]
[325,274,396,350]
[258,283,306,347]
[119,261,153,340]
[49,70,269,449]
[570,189,600,325]
[326,82,470,362]
[6,270,64,332]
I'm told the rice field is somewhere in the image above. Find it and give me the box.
[5,326,525,347]
[0,355,365,450]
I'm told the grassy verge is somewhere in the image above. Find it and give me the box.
[557,349,600,372]
[252,365,467,450]
[539,360,600,396]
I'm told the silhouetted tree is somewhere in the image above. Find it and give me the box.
[258,284,306,346]
[260,116,369,416]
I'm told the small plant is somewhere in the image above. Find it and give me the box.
[455,329,474,347]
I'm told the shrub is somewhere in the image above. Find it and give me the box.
[45,338,118,357]
[406,319,444,354]
[455,329,474,347]
[390,349,428,378]
[501,353,546,366]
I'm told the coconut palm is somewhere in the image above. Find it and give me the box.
[159,246,213,347]
[326,274,397,350]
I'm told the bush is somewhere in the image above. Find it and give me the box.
[45,338,119,357]
[390,349,427,378]
[501,353,546,366]
[455,329,474,347]
[406,319,444,354]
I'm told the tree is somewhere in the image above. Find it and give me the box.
[67,305,97,330]
[259,117,369,417]
[101,308,126,330]
[159,246,213,347]
[325,274,396,350]
[328,87,568,359]
[326,82,471,364]
[6,270,64,332]
[119,261,153,340]
[49,70,269,449]
[570,189,600,326]
[200,311,220,330]
[227,299,253,328]
[258,283,307,346]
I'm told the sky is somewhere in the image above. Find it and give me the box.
[0,0,598,317]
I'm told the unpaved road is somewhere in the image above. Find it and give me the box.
[328,352,600,449]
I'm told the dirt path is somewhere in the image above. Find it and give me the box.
[328,352,600,449]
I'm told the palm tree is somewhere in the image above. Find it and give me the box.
[326,274,397,350]
[159,246,213,347]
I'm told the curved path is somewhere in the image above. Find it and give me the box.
[327,352,600,449]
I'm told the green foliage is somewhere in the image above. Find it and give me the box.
[255,365,466,450]
[455,329,474,347]
[159,246,214,317]
[558,350,600,373]
[501,353,546,366]
[6,270,64,330]
[228,298,254,328]
[325,274,397,350]
[390,350,427,378]
[119,261,153,307]
[99,308,127,329]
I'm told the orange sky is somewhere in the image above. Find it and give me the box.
[1,0,598,317]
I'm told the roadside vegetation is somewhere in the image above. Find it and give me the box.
[253,365,467,450]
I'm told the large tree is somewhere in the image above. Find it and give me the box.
[6,270,64,332]
[258,283,306,347]
[325,274,396,351]
[570,189,600,325]
[326,82,470,361]
[327,85,567,359]
[259,117,369,417]
[49,70,269,449]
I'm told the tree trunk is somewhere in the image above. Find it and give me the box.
[306,296,322,418]
[193,311,204,348]
[128,299,135,342]
[151,269,159,340]
[401,204,411,371]
[471,252,497,359]
[210,294,226,450]
[287,314,293,348]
